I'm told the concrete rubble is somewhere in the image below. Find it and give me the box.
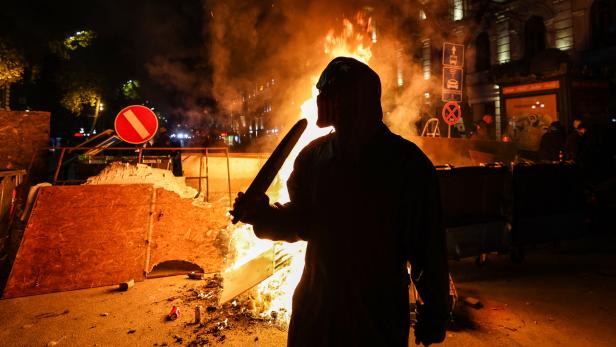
[85,162,199,200]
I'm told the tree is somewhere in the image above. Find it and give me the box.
[60,84,101,115]
[0,40,25,110]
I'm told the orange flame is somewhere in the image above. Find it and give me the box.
[225,11,375,324]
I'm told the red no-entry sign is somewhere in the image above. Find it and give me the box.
[114,105,159,144]
[442,101,461,126]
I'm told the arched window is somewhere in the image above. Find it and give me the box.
[475,32,491,71]
[590,0,616,48]
[524,16,546,58]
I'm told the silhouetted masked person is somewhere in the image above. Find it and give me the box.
[565,120,586,163]
[232,57,449,347]
[153,127,182,176]
[539,121,565,161]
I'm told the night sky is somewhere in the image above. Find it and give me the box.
[1,0,211,137]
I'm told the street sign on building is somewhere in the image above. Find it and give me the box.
[442,42,465,102]
[114,105,159,144]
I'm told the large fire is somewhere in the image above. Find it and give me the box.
[224,12,375,324]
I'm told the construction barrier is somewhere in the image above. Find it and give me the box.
[437,165,510,259]
[438,162,586,261]
[3,184,229,299]
[511,162,586,247]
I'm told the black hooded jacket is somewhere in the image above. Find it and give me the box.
[252,124,449,346]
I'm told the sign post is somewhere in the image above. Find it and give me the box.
[441,42,465,102]
[442,101,462,138]
[114,105,159,144]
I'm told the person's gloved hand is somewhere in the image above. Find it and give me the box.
[413,309,447,346]
[230,192,270,225]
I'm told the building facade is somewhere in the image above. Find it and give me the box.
[417,0,615,144]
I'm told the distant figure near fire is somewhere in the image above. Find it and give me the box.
[232,57,449,346]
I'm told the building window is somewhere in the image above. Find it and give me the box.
[451,0,464,21]
[397,49,404,87]
[475,32,491,71]
[524,16,546,58]
[554,0,574,51]
[422,39,431,80]
[590,0,616,48]
[497,20,511,63]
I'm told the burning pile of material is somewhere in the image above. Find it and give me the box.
[218,11,378,326]
[85,162,198,199]
[178,274,289,346]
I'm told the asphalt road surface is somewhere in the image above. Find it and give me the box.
[0,235,614,347]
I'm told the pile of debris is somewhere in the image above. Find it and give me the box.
[177,275,287,346]
[85,162,198,199]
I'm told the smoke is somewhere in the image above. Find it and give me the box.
[205,1,341,124]
[204,0,464,141]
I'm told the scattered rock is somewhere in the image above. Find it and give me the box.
[173,335,183,343]
[463,296,483,309]
[21,324,33,329]
[100,312,109,317]
[128,329,136,334]
[187,336,209,347]
[254,336,259,342]
[46,336,66,346]
[119,279,135,291]
[188,272,205,280]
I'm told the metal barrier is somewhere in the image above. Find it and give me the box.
[436,162,587,263]
[437,165,511,261]
[51,147,232,204]
[511,162,585,246]
[1,169,26,255]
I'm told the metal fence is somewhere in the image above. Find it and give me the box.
[0,169,26,256]
[51,146,232,203]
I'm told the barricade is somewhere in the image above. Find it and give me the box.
[511,162,585,247]
[437,165,510,260]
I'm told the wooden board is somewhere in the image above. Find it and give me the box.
[148,188,228,274]
[219,248,274,304]
[3,185,152,298]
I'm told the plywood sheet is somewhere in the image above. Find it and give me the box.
[3,185,152,298]
[148,188,228,274]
